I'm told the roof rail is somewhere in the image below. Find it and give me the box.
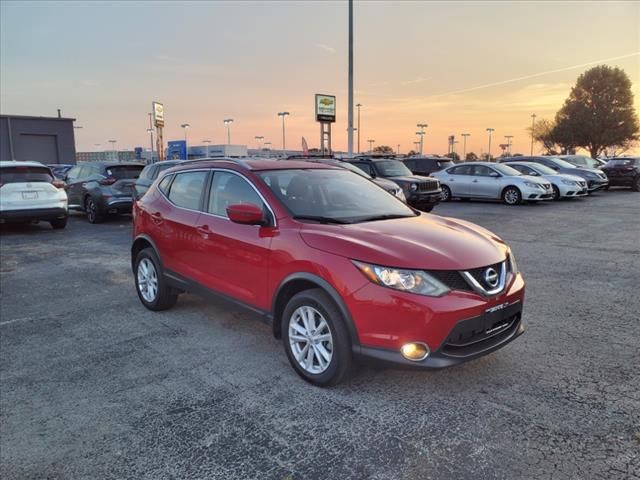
[183,157,252,168]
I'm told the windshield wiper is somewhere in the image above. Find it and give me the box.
[356,213,415,223]
[293,215,350,224]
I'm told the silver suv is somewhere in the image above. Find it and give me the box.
[431,162,553,205]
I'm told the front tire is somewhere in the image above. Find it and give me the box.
[502,186,522,205]
[134,248,178,311]
[551,185,560,200]
[85,196,103,224]
[282,289,352,387]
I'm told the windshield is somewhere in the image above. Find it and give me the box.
[0,166,53,184]
[338,161,372,179]
[548,157,576,169]
[105,165,144,179]
[258,169,416,224]
[437,160,454,169]
[376,160,413,177]
[492,164,523,176]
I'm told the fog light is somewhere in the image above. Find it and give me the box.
[401,342,430,361]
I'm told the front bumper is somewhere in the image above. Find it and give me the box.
[521,185,553,200]
[407,190,442,208]
[586,178,608,192]
[558,183,588,197]
[0,207,68,223]
[348,272,526,369]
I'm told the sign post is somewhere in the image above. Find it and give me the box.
[315,94,336,156]
[152,101,165,160]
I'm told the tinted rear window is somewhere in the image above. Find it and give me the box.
[105,165,144,179]
[0,166,53,184]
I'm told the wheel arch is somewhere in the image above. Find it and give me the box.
[271,273,360,349]
[131,234,162,273]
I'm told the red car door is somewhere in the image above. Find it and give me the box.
[193,170,274,310]
[151,170,209,280]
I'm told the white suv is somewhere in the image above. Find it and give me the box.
[0,161,69,229]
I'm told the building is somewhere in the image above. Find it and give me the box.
[0,114,77,164]
[75,150,136,163]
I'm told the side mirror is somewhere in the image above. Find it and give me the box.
[226,203,267,226]
[489,172,500,178]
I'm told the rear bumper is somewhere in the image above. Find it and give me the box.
[104,197,133,213]
[0,207,68,222]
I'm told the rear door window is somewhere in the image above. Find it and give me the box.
[0,165,53,184]
[167,171,208,210]
[448,165,471,175]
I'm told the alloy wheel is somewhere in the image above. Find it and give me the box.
[441,186,451,202]
[137,258,158,303]
[504,188,520,205]
[288,306,333,374]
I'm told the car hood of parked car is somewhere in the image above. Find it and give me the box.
[372,177,401,191]
[299,214,507,271]
[383,175,423,184]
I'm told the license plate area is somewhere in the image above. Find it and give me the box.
[22,191,38,200]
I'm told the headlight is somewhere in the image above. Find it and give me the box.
[508,250,519,274]
[524,181,543,189]
[396,189,407,202]
[353,261,450,297]
[409,183,418,192]
[584,172,598,179]
[561,179,576,186]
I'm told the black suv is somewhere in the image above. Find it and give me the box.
[402,156,454,176]
[601,157,640,191]
[134,160,183,199]
[64,162,145,223]
[345,156,442,211]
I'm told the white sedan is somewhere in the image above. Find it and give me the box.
[0,161,69,228]
[506,161,588,200]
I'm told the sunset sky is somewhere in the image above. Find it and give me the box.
[1,1,639,156]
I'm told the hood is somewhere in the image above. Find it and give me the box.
[384,175,422,184]
[373,177,401,191]
[518,174,549,185]
[554,173,586,182]
[566,166,602,176]
[299,214,508,270]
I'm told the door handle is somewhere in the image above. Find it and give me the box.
[472,179,478,183]
[150,212,164,224]
[196,225,210,237]
[449,178,455,181]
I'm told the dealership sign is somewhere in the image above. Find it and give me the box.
[152,101,164,127]
[315,94,336,123]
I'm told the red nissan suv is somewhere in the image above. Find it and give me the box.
[131,159,525,386]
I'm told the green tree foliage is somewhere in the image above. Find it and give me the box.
[444,152,461,162]
[553,65,639,158]
[465,152,479,161]
[373,145,394,154]
[527,118,563,155]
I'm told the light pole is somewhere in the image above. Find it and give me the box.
[397,144,401,155]
[504,135,513,156]
[202,139,211,158]
[254,136,264,151]
[486,128,495,161]
[264,141,272,158]
[148,112,154,161]
[108,139,117,162]
[417,123,428,155]
[181,123,190,160]
[530,114,537,155]
[347,0,354,157]
[452,140,459,161]
[356,103,362,153]
[461,133,471,161]
[277,112,289,152]
[223,118,233,145]
[367,139,375,153]
[413,141,420,154]
[415,131,425,155]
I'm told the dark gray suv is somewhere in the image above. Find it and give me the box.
[500,156,608,192]
[65,162,144,223]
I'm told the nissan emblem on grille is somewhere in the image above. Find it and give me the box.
[483,267,499,288]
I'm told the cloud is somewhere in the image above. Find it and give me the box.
[401,76,431,86]
[314,43,336,54]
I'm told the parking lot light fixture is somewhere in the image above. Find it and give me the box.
[461,133,471,161]
[108,139,117,161]
[486,128,495,161]
[356,103,363,153]
[505,135,514,156]
[417,123,428,154]
[223,119,234,145]
[181,124,190,160]
[254,136,264,151]
[367,139,375,153]
[530,114,537,155]
[202,139,211,157]
[277,112,290,152]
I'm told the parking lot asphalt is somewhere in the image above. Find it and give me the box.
[1,190,639,480]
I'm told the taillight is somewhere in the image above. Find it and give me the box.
[52,180,66,189]
[99,177,117,186]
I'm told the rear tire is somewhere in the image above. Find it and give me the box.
[441,185,452,202]
[134,248,179,311]
[632,177,640,192]
[282,288,352,387]
[85,196,104,224]
[50,217,67,229]
[502,186,522,205]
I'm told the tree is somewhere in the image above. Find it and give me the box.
[552,65,639,158]
[444,152,460,162]
[406,150,418,156]
[373,145,394,154]
[465,152,478,161]
[527,118,563,154]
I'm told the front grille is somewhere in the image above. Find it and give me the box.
[418,179,439,192]
[429,270,473,292]
[466,261,503,290]
[441,313,521,358]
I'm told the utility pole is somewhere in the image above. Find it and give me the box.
[277,112,289,152]
[530,114,537,155]
[397,144,400,155]
[367,139,375,153]
[356,103,362,154]
[416,123,428,155]
[504,135,513,156]
[347,0,354,158]
[223,118,233,145]
[486,128,495,161]
[461,133,471,161]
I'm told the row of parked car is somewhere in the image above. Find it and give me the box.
[0,153,638,229]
